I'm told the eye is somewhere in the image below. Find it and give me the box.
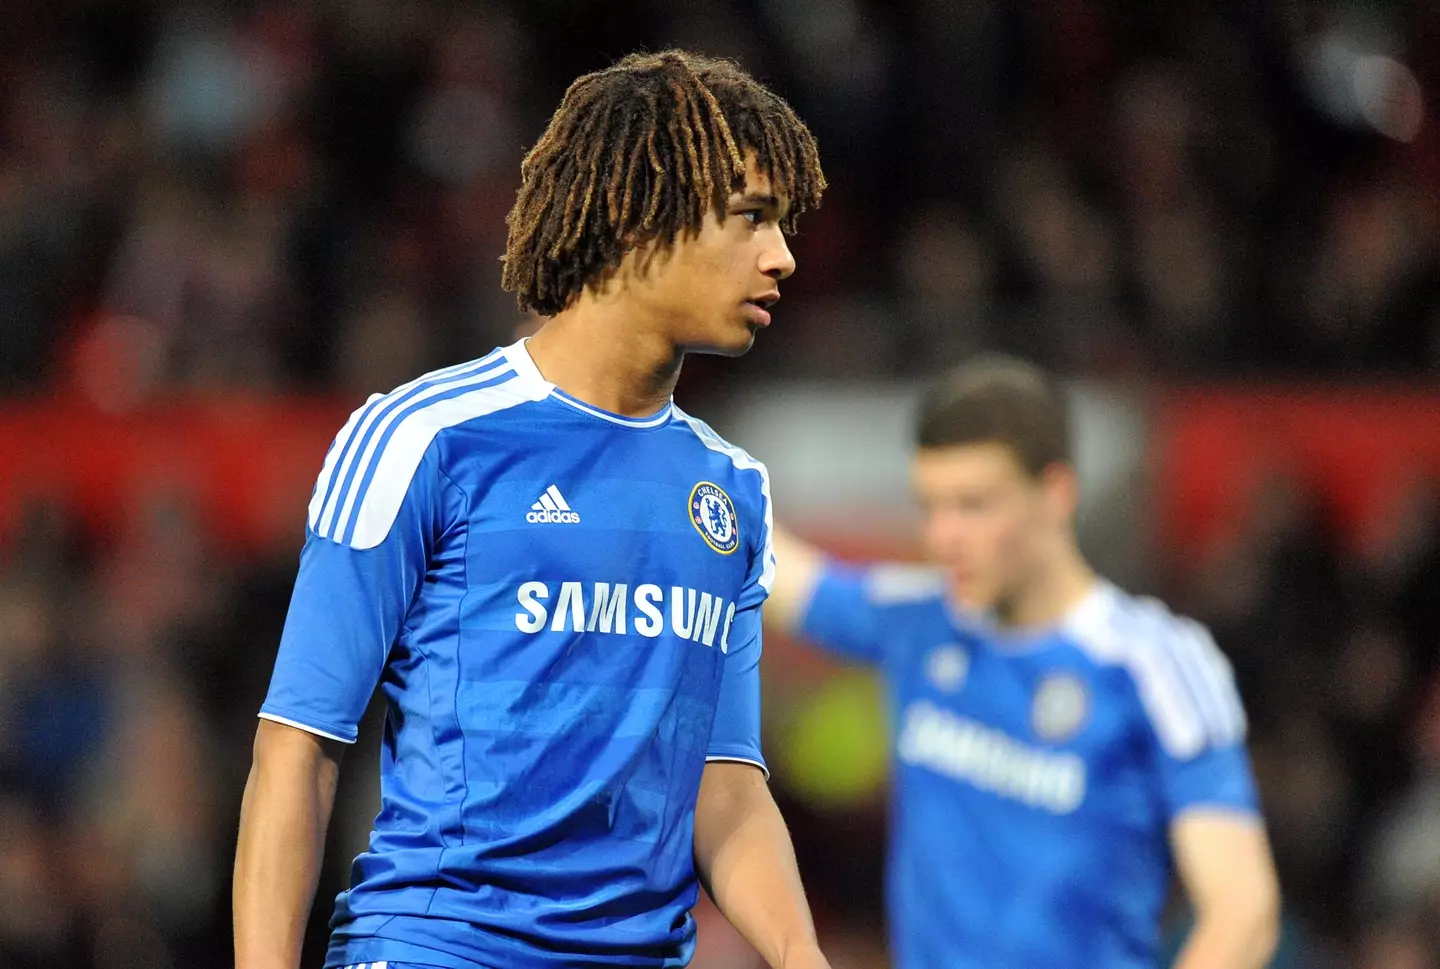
[738,209,762,225]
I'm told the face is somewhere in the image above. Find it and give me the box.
[911,442,1075,611]
[622,155,796,355]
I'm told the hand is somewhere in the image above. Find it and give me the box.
[779,942,832,969]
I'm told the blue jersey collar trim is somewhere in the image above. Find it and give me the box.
[506,338,674,428]
[548,386,674,427]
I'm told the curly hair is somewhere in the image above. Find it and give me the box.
[501,49,826,316]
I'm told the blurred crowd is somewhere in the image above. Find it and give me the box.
[2,0,1440,966]
[4,0,1440,401]
[1164,472,1440,968]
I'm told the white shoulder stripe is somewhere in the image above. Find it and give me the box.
[1170,619,1246,745]
[1127,642,1208,758]
[673,408,776,594]
[309,349,507,536]
[1131,604,1218,749]
[1067,586,1247,759]
[328,362,513,540]
[307,399,371,530]
[340,373,550,549]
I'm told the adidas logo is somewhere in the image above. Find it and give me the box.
[526,485,581,524]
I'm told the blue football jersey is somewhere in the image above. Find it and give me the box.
[260,340,774,969]
[799,564,1260,969]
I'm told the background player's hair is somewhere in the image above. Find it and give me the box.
[501,49,826,316]
[915,355,1071,476]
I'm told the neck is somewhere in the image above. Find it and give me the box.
[525,295,681,418]
[992,537,1096,630]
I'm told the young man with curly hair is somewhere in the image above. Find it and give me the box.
[234,50,827,969]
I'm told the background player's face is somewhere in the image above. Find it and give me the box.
[625,156,795,356]
[912,442,1074,610]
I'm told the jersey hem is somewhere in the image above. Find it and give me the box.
[257,710,357,744]
[328,913,693,969]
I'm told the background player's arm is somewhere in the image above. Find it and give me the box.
[1141,619,1281,969]
[1169,811,1281,969]
[765,524,825,635]
[234,720,345,969]
[766,526,899,664]
[232,428,448,967]
[693,762,829,969]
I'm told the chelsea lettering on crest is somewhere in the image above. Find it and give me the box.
[689,481,740,555]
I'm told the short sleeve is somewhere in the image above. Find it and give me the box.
[1132,617,1261,819]
[259,442,446,743]
[796,563,903,665]
[705,604,767,776]
[1156,743,1260,819]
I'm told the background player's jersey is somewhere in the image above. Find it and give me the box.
[800,565,1260,969]
[260,341,774,969]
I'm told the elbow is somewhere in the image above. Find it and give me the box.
[1191,872,1282,967]
[1247,856,1283,954]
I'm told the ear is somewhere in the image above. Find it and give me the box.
[1038,461,1079,526]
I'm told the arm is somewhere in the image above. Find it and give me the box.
[765,524,826,635]
[1169,810,1281,969]
[233,719,345,969]
[1135,618,1279,969]
[766,526,902,665]
[693,762,829,969]
[701,589,827,969]
[234,418,447,966]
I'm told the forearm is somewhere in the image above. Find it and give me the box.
[233,723,342,969]
[1171,910,1279,969]
[694,767,822,969]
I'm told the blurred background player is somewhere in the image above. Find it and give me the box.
[233,50,830,969]
[765,356,1282,969]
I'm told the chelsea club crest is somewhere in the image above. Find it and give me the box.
[689,481,740,555]
[1032,673,1090,743]
[925,644,970,693]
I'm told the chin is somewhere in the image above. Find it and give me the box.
[950,582,998,613]
[689,326,758,357]
[722,330,759,356]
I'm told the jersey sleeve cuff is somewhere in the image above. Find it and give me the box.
[705,752,770,779]
[257,710,358,744]
[1170,802,1264,823]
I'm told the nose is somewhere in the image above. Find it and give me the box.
[924,508,969,559]
[758,228,796,281]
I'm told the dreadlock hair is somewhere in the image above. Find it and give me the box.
[501,49,826,316]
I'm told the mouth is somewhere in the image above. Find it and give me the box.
[743,291,780,327]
